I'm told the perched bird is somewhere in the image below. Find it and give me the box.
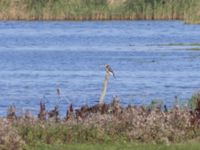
[105,64,116,78]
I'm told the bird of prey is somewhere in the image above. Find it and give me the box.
[105,64,116,78]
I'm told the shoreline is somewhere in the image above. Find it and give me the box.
[0,19,198,25]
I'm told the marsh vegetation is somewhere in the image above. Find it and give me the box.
[0,0,200,23]
[1,92,200,150]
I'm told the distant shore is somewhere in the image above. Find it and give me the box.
[0,0,200,24]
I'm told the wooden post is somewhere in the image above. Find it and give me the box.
[99,71,110,105]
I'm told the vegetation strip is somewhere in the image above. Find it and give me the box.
[0,0,200,23]
[1,92,200,150]
[27,143,200,150]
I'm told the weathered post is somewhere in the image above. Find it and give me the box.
[99,64,115,105]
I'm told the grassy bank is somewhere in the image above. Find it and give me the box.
[0,0,200,23]
[0,92,199,150]
[27,143,200,150]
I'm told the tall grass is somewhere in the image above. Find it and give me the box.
[1,92,200,149]
[0,0,199,23]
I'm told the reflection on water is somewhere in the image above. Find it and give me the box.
[0,21,200,115]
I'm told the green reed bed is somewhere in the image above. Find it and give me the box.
[0,0,200,23]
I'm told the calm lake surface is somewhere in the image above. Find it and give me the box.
[0,21,200,116]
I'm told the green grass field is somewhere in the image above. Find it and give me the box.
[27,143,200,150]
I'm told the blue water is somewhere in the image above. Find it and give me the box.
[0,21,200,116]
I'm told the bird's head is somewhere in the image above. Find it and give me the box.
[105,64,109,68]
